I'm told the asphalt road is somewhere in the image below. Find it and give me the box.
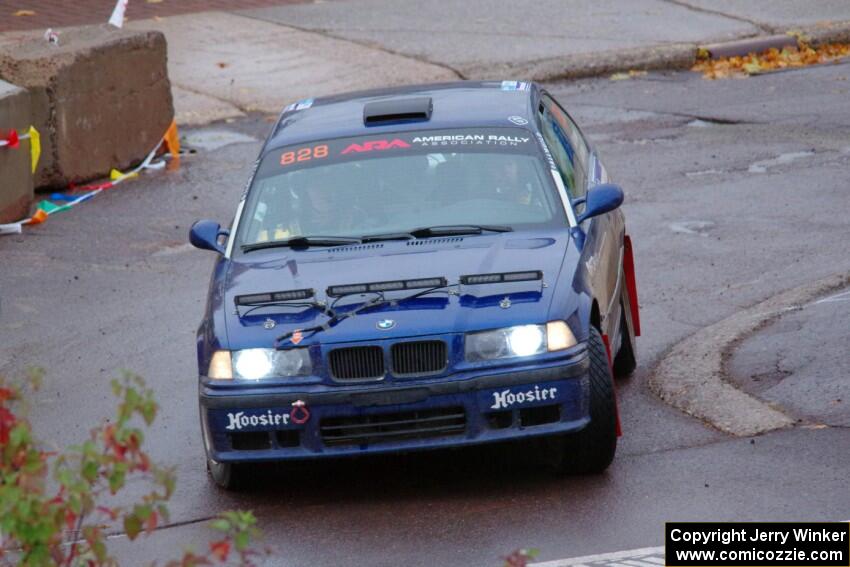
[729,284,850,428]
[1,62,849,566]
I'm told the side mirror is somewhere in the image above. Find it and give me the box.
[575,184,624,224]
[189,220,229,254]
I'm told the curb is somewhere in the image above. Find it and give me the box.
[523,43,697,82]
[702,35,797,59]
[649,271,850,437]
[477,19,850,83]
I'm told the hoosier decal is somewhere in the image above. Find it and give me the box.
[225,410,291,431]
[490,385,558,410]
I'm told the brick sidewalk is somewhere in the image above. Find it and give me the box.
[0,0,306,32]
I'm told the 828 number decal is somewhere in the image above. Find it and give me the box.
[280,144,328,166]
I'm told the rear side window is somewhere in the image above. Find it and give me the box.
[538,95,589,210]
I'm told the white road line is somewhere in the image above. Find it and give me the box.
[813,290,850,304]
[531,546,664,567]
[622,559,666,567]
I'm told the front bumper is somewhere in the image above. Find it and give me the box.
[200,354,590,463]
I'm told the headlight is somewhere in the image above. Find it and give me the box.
[207,348,311,380]
[465,321,576,361]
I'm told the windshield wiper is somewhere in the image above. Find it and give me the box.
[360,232,416,243]
[275,281,452,346]
[242,236,361,253]
[408,224,513,238]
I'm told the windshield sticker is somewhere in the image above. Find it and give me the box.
[501,80,530,91]
[535,132,557,171]
[280,143,328,166]
[341,139,411,154]
[254,128,543,181]
[412,133,530,147]
[240,157,261,199]
[283,98,314,113]
[295,98,313,110]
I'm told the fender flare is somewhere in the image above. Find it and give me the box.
[623,234,641,336]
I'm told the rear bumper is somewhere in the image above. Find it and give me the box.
[200,355,590,463]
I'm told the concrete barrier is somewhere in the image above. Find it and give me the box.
[0,25,173,190]
[0,80,32,224]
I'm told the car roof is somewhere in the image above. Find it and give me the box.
[263,81,541,153]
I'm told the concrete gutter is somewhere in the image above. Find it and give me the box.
[704,20,850,59]
[500,43,698,83]
[492,19,850,83]
[649,271,850,437]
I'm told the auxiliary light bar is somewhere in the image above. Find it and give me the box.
[326,277,447,297]
[235,288,315,305]
[459,271,543,285]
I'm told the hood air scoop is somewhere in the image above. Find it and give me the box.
[363,97,433,126]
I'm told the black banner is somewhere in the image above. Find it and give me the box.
[666,522,849,567]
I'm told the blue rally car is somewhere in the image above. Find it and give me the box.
[190,81,640,489]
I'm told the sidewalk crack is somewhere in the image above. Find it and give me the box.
[104,514,217,541]
[234,12,466,80]
[659,0,774,33]
[172,82,251,114]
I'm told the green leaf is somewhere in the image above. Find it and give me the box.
[82,459,99,483]
[140,399,157,425]
[92,538,108,561]
[109,467,126,493]
[124,513,143,540]
[234,530,250,551]
[134,503,153,521]
[210,518,231,532]
[9,423,31,446]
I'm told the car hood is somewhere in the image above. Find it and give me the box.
[222,231,570,348]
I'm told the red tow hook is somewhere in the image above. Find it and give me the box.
[290,400,311,425]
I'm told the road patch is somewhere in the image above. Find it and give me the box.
[649,271,850,436]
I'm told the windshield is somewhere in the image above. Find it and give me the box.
[234,128,565,250]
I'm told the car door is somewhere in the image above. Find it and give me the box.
[539,94,623,342]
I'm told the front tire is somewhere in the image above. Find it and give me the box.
[553,326,617,474]
[207,457,248,491]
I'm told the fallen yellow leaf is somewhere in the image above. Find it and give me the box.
[13,9,36,16]
[693,40,850,79]
[610,70,647,81]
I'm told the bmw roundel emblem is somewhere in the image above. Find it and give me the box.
[376,319,396,330]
